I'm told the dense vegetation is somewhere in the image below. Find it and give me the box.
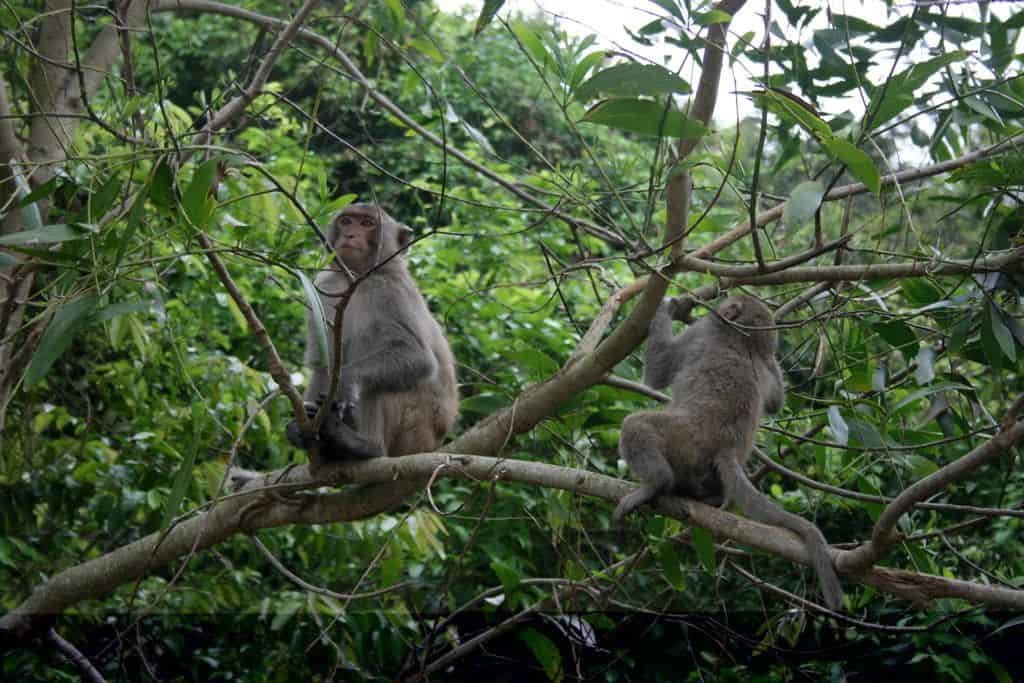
[1,0,1023,679]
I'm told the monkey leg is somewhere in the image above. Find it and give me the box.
[716,456,845,610]
[614,414,676,526]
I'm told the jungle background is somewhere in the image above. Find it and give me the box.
[2,0,1024,679]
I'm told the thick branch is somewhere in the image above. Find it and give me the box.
[6,452,1024,640]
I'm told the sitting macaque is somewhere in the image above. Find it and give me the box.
[287,202,459,460]
[615,295,844,610]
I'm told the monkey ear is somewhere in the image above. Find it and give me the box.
[396,224,414,250]
[720,300,743,321]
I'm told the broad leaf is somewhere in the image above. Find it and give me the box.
[575,63,691,101]
[474,0,504,36]
[821,137,881,194]
[0,223,91,246]
[181,159,220,228]
[25,295,100,386]
[582,99,705,139]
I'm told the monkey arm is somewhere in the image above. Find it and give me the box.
[343,323,437,395]
[643,299,690,390]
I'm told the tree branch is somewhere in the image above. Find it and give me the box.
[6,451,1024,640]
[841,404,1024,573]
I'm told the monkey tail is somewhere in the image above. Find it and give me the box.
[717,456,845,611]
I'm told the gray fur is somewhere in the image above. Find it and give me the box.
[615,295,844,610]
[288,202,459,460]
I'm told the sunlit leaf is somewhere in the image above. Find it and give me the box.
[581,98,705,138]
[575,63,691,101]
[474,0,504,36]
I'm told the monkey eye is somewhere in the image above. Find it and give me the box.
[360,219,375,228]
[339,216,353,226]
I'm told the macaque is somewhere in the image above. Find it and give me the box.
[287,202,459,461]
[614,295,844,610]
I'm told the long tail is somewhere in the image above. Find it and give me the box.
[718,456,844,610]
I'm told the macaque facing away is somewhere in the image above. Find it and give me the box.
[287,202,459,460]
[614,295,844,610]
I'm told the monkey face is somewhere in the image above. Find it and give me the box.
[330,203,412,272]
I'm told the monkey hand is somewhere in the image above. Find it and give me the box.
[667,296,696,323]
[285,401,322,450]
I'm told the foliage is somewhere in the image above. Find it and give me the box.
[1,0,1023,679]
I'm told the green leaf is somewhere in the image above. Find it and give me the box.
[871,319,919,362]
[0,223,91,246]
[782,180,825,227]
[691,526,717,573]
[694,9,733,25]
[581,99,705,138]
[519,628,564,683]
[821,137,881,194]
[891,382,971,413]
[490,558,521,593]
[899,279,944,306]
[570,50,608,90]
[511,21,550,69]
[15,176,59,208]
[649,0,684,22]
[181,159,219,228]
[754,90,831,140]
[904,454,939,479]
[150,160,176,210]
[0,253,16,267]
[383,0,404,26]
[381,538,404,587]
[575,63,691,101]
[298,272,331,368]
[655,539,686,591]
[985,303,1017,364]
[25,295,100,385]
[866,51,968,130]
[157,403,207,532]
[474,0,504,36]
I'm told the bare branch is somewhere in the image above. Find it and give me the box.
[45,628,106,683]
[841,415,1024,573]
[199,0,322,138]
[671,246,1024,284]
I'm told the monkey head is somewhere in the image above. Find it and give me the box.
[715,295,777,354]
[328,202,413,273]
